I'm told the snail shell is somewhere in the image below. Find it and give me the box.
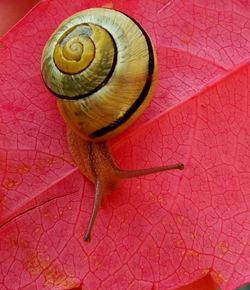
[41,7,157,142]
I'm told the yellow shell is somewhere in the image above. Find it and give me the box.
[41,8,157,142]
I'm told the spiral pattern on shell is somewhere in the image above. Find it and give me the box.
[41,8,157,142]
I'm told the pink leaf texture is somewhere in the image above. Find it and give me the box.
[0,0,250,289]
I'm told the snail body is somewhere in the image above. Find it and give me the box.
[41,7,183,242]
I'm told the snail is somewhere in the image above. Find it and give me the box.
[41,7,184,242]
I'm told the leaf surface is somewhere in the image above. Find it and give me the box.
[0,0,250,289]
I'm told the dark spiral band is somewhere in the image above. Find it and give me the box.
[90,12,154,138]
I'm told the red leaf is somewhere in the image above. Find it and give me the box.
[1,0,250,289]
[0,0,39,36]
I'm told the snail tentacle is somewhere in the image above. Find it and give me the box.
[117,163,184,179]
[83,179,102,242]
